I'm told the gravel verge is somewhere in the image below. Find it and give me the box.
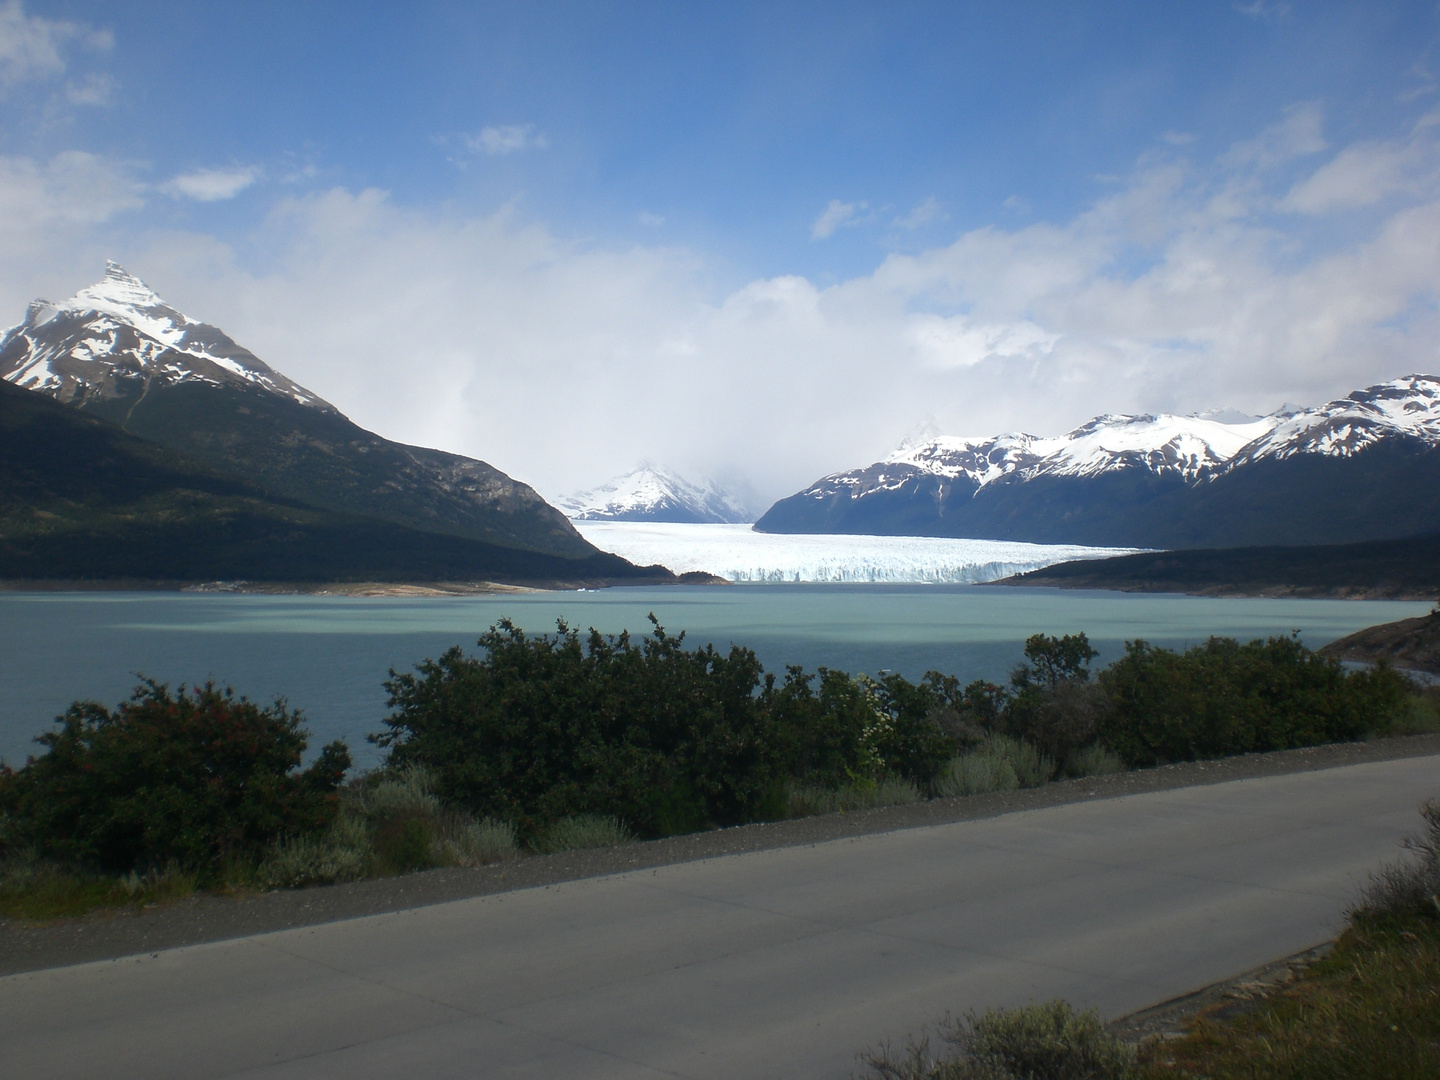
[4,733,1438,977]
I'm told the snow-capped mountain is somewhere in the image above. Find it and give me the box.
[863,410,1281,494]
[0,264,595,559]
[0,262,332,412]
[757,376,1440,549]
[560,465,752,524]
[1226,375,1440,467]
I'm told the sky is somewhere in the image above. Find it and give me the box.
[2,1,1440,510]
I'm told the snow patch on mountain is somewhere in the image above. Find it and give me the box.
[560,465,752,523]
[574,521,1138,583]
[0,262,332,411]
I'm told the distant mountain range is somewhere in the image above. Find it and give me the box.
[0,263,590,560]
[560,465,752,524]
[756,376,1440,549]
[0,265,671,586]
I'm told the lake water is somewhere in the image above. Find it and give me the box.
[1,586,1427,769]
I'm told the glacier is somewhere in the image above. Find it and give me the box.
[573,521,1141,583]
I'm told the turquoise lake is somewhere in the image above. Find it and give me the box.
[1,586,1427,769]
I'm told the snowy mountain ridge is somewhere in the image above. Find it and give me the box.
[803,375,1440,502]
[1227,375,1440,467]
[0,262,332,411]
[757,375,1440,548]
[560,465,752,524]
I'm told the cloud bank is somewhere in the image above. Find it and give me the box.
[3,104,1440,510]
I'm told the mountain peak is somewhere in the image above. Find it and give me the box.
[75,262,171,316]
[0,264,334,413]
[560,465,753,523]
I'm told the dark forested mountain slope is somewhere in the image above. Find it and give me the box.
[0,379,669,586]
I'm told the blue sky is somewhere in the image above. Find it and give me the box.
[3,1,1440,504]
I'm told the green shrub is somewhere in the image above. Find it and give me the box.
[0,679,350,878]
[257,823,368,889]
[1097,635,1411,766]
[534,814,634,853]
[376,619,972,842]
[957,1001,1134,1079]
[377,618,779,840]
[371,814,433,873]
[934,749,1019,799]
[997,734,1054,788]
[358,765,442,819]
[1064,743,1124,779]
[861,1000,1134,1079]
[1003,634,1106,765]
[435,817,518,866]
[1380,683,1440,737]
[766,667,961,792]
[786,777,921,818]
[934,735,1055,798]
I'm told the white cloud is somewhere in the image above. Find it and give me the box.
[9,106,1440,508]
[1234,1,1291,20]
[638,211,665,227]
[0,150,142,316]
[893,197,947,231]
[811,198,866,240]
[1223,102,1326,170]
[1281,116,1440,213]
[462,124,549,156]
[0,0,110,89]
[160,166,262,202]
[64,71,113,106]
[0,150,141,225]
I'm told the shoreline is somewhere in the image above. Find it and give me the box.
[990,577,1438,602]
[0,578,595,597]
[0,575,1430,600]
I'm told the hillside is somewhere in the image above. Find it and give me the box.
[996,533,1440,600]
[0,380,672,587]
[1320,612,1440,674]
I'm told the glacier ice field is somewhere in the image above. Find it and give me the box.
[572,522,1139,584]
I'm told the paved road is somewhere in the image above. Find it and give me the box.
[5,756,1437,1079]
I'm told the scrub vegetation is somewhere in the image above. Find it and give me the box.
[0,618,1427,918]
[860,1000,1137,1080]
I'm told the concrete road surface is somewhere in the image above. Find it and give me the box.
[4,756,1437,1079]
